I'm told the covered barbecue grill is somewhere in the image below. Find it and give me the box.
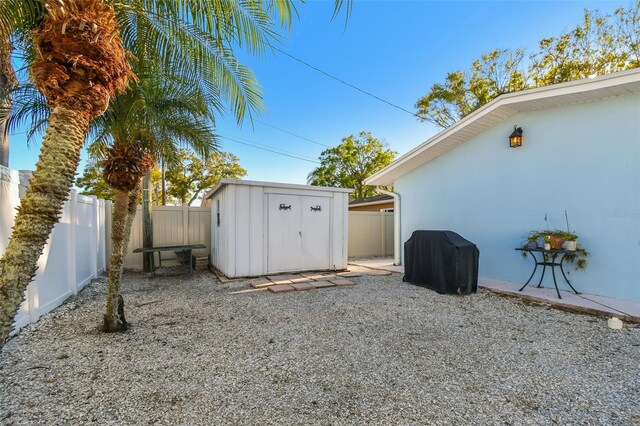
[403,230,479,295]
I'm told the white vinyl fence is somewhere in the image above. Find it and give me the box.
[348,211,394,258]
[123,205,211,269]
[1,166,107,334]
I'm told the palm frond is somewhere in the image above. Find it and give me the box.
[0,83,49,145]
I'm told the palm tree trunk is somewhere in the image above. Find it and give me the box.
[123,179,142,250]
[103,189,129,332]
[102,175,142,333]
[0,107,89,347]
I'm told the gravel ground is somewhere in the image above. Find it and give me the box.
[1,267,639,425]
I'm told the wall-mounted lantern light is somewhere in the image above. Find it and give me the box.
[509,125,523,148]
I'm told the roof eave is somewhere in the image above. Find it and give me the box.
[366,69,640,187]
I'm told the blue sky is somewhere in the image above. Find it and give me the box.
[9,0,632,186]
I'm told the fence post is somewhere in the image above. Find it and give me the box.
[0,166,19,254]
[97,199,105,273]
[105,200,112,270]
[89,195,99,278]
[68,190,78,295]
[182,203,189,245]
[380,211,386,256]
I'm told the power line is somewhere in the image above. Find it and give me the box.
[218,132,319,161]
[255,119,331,148]
[219,135,320,164]
[272,46,417,117]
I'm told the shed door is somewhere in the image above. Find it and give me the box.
[300,196,331,270]
[267,194,302,272]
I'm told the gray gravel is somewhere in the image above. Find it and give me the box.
[1,268,639,425]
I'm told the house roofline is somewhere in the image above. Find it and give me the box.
[366,68,640,186]
[348,199,394,208]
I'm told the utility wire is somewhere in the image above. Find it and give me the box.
[218,132,318,161]
[272,46,417,117]
[255,119,331,148]
[219,135,320,164]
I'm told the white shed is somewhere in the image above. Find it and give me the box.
[208,179,352,278]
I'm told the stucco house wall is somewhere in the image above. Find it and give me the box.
[395,94,640,302]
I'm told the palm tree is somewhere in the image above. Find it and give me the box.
[0,0,132,348]
[90,69,218,332]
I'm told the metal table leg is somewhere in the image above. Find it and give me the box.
[519,251,539,291]
[537,256,547,288]
[550,253,561,299]
[559,254,580,294]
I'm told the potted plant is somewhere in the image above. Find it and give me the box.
[526,235,538,249]
[521,212,588,270]
[521,230,588,270]
[562,232,578,251]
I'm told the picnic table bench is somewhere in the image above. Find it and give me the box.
[133,244,206,274]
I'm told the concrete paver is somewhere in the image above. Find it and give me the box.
[290,282,315,291]
[268,284,295,294]
[311,281,336,289]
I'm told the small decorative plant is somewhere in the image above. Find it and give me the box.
[520,211,589,271]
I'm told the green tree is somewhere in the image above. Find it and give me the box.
[76,162,116,201]
[416,3,640,128]
[165,150,247,205]
[415,48,528,127]
[78,162,174,205]
[308,132,396,200]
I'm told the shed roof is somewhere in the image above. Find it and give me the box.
[207,179,353,198]
[349,194,394,206]
[366,68,640,186]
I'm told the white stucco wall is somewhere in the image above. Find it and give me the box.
[396,94,640,302]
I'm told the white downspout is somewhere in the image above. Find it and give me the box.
[377,188,401,266]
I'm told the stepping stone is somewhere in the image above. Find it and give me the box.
[290,277,312,283]
[337,272,363,278]
[268,284,295,294]
[331,279,354,286]
[365,270,392,276]
[317,274,337,280]
[267,274,302,281]
[250,278,274,289]
[290,282,315,291]
[311,280,336,289]
[305,274,336,281]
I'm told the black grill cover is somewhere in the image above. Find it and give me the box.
[403,230,479,295]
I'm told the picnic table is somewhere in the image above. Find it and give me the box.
[133,244,206,274]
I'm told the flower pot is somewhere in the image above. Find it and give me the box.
[543,243,551,251]
[548,235,565,250]
[564,240,577,251]
[526,241,538,249]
